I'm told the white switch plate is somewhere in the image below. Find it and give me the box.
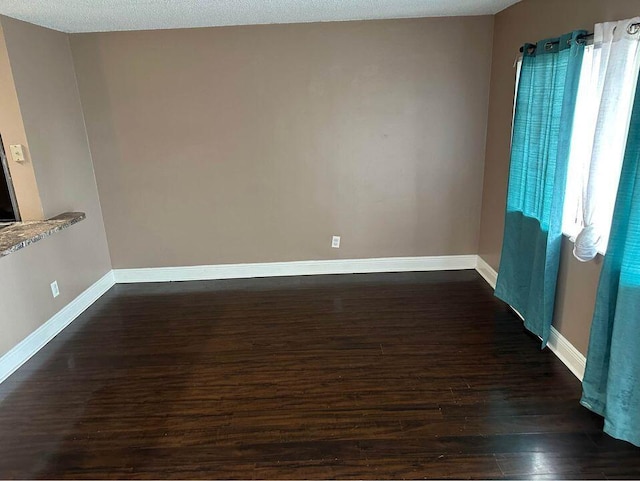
[50,280,60,298]
[9,144,26,163]
[331,235,341,248]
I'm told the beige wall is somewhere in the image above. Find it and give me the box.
[478,0,639,354]
[70,16,494,269]
[0,16,111,357]
[0,22,43,220]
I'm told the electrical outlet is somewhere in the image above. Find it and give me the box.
[50,280,59,298]
[331,235,341,248]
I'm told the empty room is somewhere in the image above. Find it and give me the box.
[1,0,640,478]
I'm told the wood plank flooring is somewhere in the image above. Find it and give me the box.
[0,270,638,479]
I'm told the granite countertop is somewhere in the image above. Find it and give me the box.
[0,212,86,258]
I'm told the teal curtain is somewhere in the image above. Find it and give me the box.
[581,74,640,448]
[495,31,585,346]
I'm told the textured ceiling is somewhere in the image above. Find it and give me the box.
[0,0,520,33]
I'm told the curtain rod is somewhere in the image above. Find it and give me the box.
[519,22,640,53]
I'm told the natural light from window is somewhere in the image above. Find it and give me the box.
[515,42,640,257]
[562,45,595,242]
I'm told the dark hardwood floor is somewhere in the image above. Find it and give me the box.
[0,270,639,479]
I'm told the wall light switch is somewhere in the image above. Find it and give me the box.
[331,235,341,248]
[9,144,26,163]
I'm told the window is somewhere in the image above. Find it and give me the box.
[562,41,639,255]
[562,44,597,242]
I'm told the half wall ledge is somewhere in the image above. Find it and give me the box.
[0,212,86,258]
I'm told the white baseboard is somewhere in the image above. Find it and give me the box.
[474,256,586,381]
[475,255,498,289]
[0,271,115,385]
[2,254,585,389]
[113,255,478,283]
[548,327,586,381]
[0,255,475,385]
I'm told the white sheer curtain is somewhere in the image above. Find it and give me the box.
[572,18,640,261]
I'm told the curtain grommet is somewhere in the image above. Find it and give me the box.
[627,23,640,35]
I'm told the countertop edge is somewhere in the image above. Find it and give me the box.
[0,212,86,258]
